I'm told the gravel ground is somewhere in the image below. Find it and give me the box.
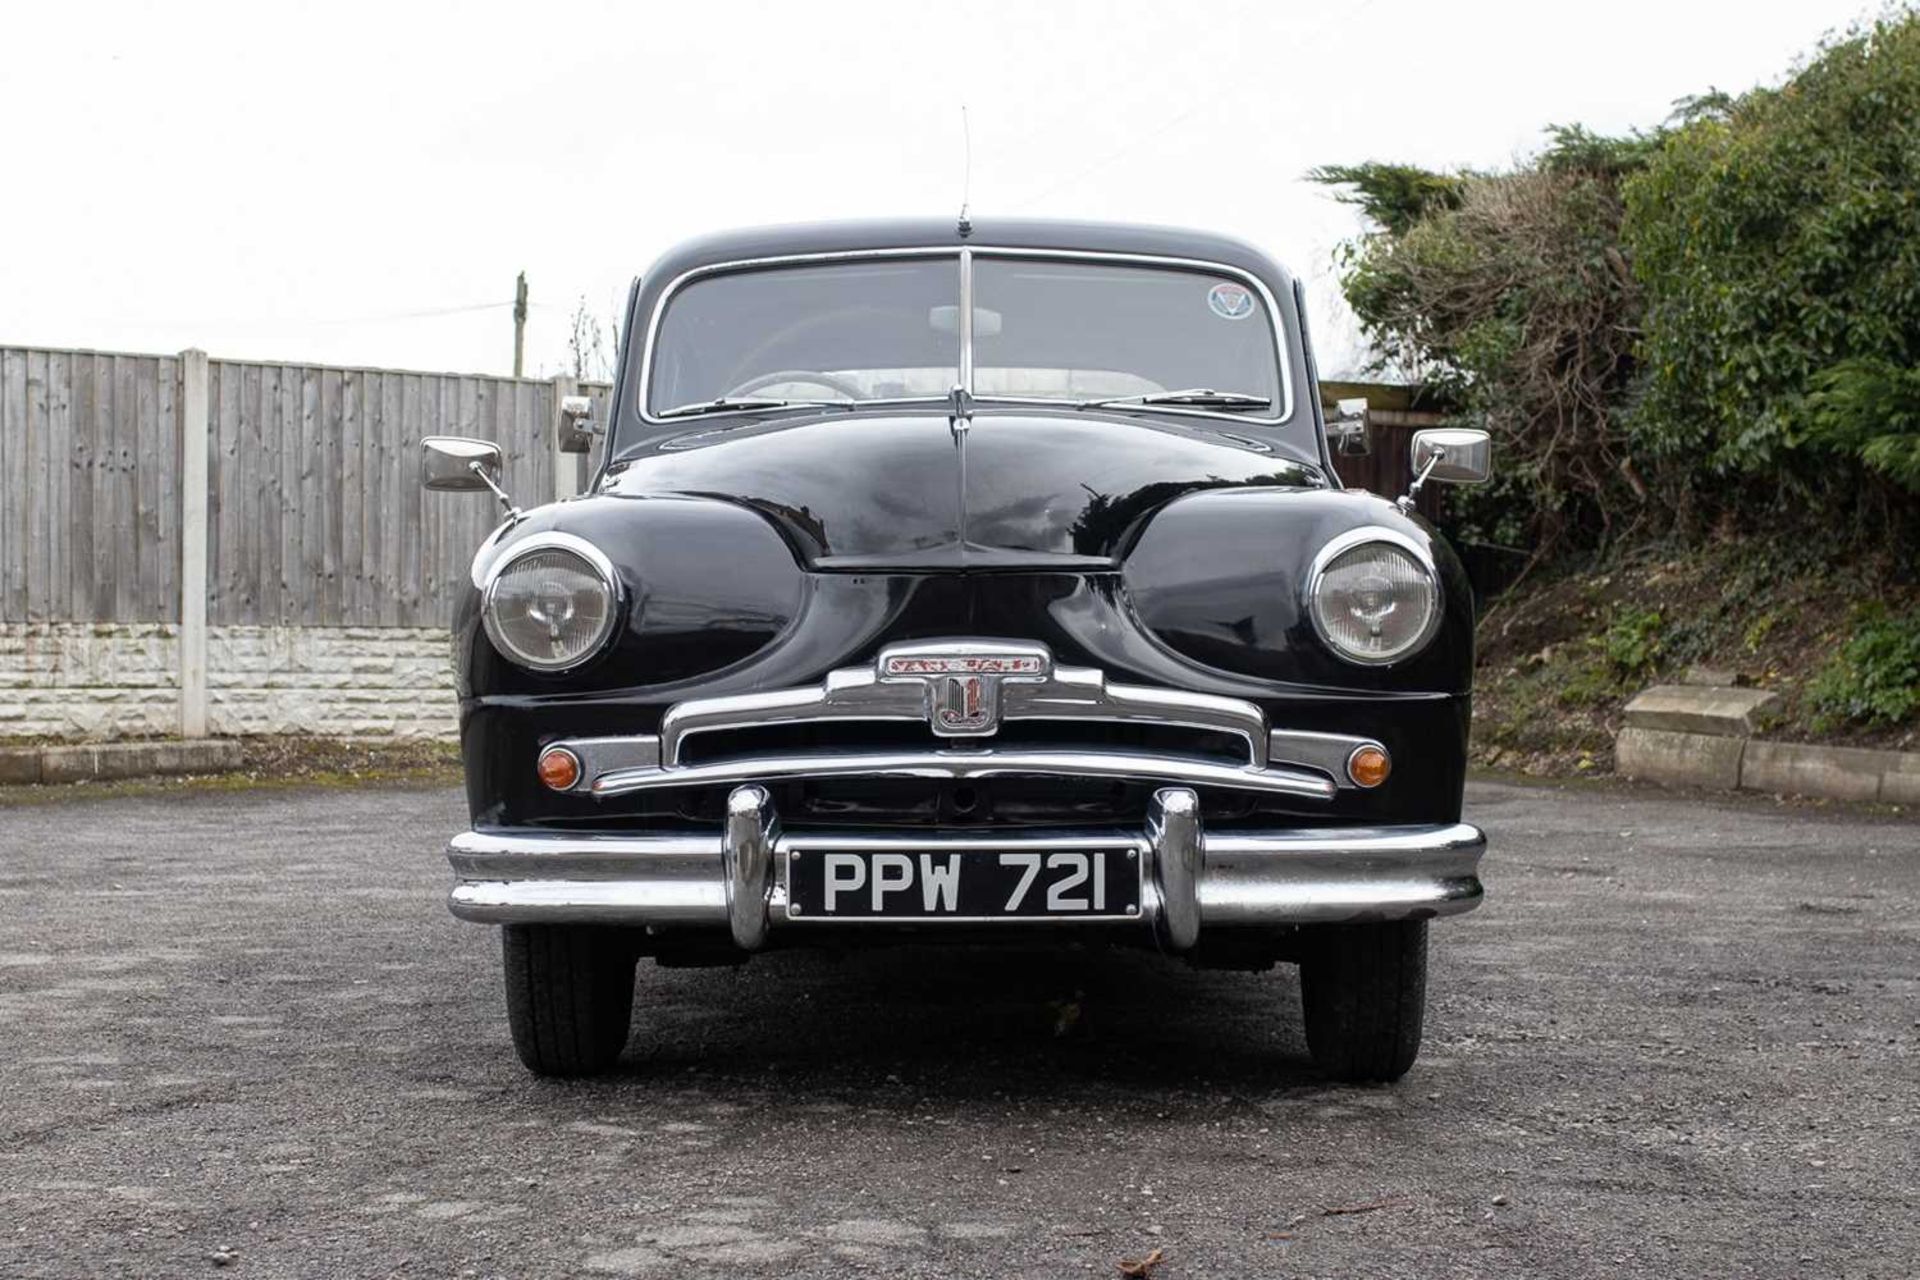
[0,778,1915,1279]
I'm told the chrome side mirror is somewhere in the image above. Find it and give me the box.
[556,395,600,455]
[1399,427,1492,512]
[421,436,502,491]
[1411,428,1492,485]
[422,436,517,517]
[1328,397,1372,456]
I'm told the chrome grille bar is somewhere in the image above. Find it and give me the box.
[661,651,1270,767]
[589,748,1336,801]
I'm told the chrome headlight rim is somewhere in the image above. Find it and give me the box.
[1304,526,1443,667]
[480,531,622,674]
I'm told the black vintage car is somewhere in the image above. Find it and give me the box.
[422,218,1491,1082]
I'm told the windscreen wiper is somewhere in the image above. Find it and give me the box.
[1075,388,1273,411]
[655,396,856,419]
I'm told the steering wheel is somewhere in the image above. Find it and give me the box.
[725,369,868,401]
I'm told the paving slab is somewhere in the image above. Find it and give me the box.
[1622,684,1780,737]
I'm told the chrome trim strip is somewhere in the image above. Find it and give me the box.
[1302,526,1443,668]
[589,748,1336,801]
[444,822,1485,928]
[1266,729,1388,790]
[545,735,662,793]
[957,246,974,390]
[1149,788,1202,951]
[659,678,908,763]
[634,245,1295,430]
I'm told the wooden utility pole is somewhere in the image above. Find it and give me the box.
[512,271,528,377]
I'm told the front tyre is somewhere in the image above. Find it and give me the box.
[1299,920,1428,1083]
[501,924,638,1077]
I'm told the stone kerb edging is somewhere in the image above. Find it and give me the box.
[0,739,245,786]
[1616,682,1918,805]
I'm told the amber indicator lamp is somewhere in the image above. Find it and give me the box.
[537,746,582,791]
[1347,744,1391,789]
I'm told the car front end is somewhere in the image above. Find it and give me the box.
[425,218,1489,1080]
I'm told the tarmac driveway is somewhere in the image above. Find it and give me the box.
[0,778,1915,1278]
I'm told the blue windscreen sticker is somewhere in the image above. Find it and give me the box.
[1207,282,1255,320]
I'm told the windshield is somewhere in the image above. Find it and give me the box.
[643,253,1285,418]
[971,258,1280,406]
[647,258,961,413]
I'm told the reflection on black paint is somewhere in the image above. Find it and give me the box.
[612,408,1319,566]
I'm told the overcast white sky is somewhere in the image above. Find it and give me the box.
[0,0,1878,380]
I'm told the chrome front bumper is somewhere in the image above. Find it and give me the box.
[446,786,1485,947]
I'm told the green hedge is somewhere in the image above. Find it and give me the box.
[1315,12,1920,558]
[1310,129,1653,552]
[1626,17,1920,484]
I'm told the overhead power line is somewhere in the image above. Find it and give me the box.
[337,300,516,323]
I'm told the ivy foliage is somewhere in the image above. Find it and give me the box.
[1808,603,1920,729]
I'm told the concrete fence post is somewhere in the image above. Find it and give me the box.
[551,373,579,504]
[178,349,210,738]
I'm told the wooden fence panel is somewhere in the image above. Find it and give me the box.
[25,351,51,619]
[0,347,182,622]
[195,362,591,627]
[1329,419,1444,522]
[3,346,613,628]
[46,352,72,619]
[67,353,95,621]
[1,349,25,620]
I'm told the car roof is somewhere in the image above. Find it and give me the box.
[638,217,1298,291]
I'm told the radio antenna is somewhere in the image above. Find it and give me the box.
[957,104,973,238]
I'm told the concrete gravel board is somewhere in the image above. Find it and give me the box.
[32,739,244,784]
[0,747,40,785]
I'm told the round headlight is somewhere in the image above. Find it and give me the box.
[482,534,619,672]
[1307,530,1440,665]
